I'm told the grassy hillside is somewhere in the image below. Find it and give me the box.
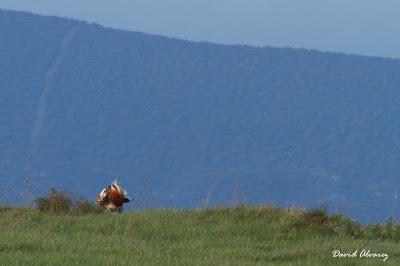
[0,205,398,265]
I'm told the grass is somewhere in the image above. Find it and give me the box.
[0,205,399,265]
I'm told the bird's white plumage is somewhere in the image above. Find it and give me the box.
[99,188,107,197]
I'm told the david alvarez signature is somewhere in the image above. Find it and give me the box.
[332,249,389,261]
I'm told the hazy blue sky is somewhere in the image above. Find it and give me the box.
[1,0,400,58]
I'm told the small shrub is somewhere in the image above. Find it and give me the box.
[284,206,364,238]
[368,217,400,240]
[285,206,333,235]
[301,206,330,229]
[330,214,363,238]
[34,188,73,214]
[73,197,102,215]
[34,189,102,215]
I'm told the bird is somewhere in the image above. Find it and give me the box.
[96,179,131,213]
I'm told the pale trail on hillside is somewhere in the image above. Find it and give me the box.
[30,27,78,146]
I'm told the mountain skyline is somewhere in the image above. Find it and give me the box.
[1,1,400,58]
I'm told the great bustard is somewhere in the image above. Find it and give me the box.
[96,179,130,213]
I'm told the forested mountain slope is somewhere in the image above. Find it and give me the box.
[1,9,400,222]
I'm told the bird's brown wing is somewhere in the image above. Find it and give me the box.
[109,186,124,207]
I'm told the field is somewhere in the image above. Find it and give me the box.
[0,205,399,265]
